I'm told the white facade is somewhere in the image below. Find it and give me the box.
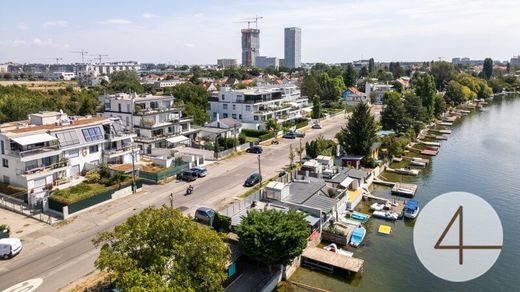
[0,112,138,206]
[365,82,394,103]
[45,72,76,81]
[153,80,186,89]
[209,84,310,129]
[77,62,140,84]
[98,93,197,154]
[217,59,238,68]
[255,56,279,69]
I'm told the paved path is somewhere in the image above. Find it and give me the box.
[0,113,348,292]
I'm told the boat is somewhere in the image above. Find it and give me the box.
[392,156,403,162]
[351,212,370,221]
[323,243,354,257]
[392,187,415,197]
[410,160,426,167]
[373,210,399,221]
[370,202,385,211]
[391,167,420,176]
[378,225,392,234]
[404,199,420,219]
[349,226,367,247]
[421,141,441,147]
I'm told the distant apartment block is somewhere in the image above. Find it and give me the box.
[77,61,140,83]
[217,59,238,68]
[255,56,279,69]
[451,57,484,66]
[0,111,138,206]
[98,93,198,154]
[511,56,520,67]
[209,84,310,129]
[241,29,260,66]
[153,80,186,89]
[0,64,8,73]
[284,27,302,69]
[365,82,394,103]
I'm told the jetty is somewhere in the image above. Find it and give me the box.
[301,247,364,275]
[386,167,420,176]
[420,141,441,147]
[421,149,438,156]
[363,193,406,215]
[391,182,418,197]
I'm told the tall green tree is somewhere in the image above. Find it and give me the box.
[433,94,447,118]
[165,82,210,125]
[445,80,472,105]
[342,64,357,87]
[109,70,144,93]
[381,92,407,132]
[300,73,321,99]
[430,61,457,90]
[403,93,427,123]
[311,95,322,119]
[483,58,493,80]
[359,66,369,78]
[320,73,345,103]
[305,135,336,158]
[415,73,436,119]
[368,58,375,74]
[235,209,308,268]
[336,102,377,158]
[93,207,230,291]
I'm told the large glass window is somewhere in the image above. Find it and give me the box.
[89,145,99,153]
[55,131,80,147]
[82,127,103,142]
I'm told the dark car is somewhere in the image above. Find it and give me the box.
[244,173,262,187]
[191,166,207,177]
[295,131,305,138]
[246,145,263,154]
[283,132,297,139]
[177,170,198,182]
[312,123,322,129]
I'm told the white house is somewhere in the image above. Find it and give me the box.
[208,84,310,129]
[365,82,394,103]
[98,93,198,154]
[0,111,138,207]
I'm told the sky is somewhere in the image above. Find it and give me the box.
[1,0,520,64]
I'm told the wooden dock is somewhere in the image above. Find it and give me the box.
[373,179,396,187]
[391,182,418,197]
[301,247,364,274]
[421,149,439,156]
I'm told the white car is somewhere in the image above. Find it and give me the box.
[0,238,22,259]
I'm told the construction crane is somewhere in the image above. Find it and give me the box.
[71,50,89,63]
[89,54,109,64]
[43,57,63,64]
[233,15,263,29]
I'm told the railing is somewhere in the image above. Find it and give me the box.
[103,145,137,155]
[18,160,69,176]
[134,107,183,116]
[133,133,181,143]
[12,144,60,158]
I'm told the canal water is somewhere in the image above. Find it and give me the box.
[282,94,520,292]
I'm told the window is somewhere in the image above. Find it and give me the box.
[2,158,8,168]
[89,145,99,154]
[232,104,236,110]
[254,116,259,121]
[232,114,236,119]
[56,131,80,147]
[246,105,251,111]
[67,149,79,158]
[118,104,122,112]
[213,112,217,118]
[223,113,228,118]
[239,114,242,119]
[221,94,225,100]
[82,127,103,142]
[223,104,228,110]
[1,140,4,154]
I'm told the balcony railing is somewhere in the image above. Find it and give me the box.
[103,145,137,156]
[12,144,60,158]
[18,160,69,176]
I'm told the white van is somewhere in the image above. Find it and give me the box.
[0,238,22,259]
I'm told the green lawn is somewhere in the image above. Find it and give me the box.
[50,179,131,205]
[0,183,25,195]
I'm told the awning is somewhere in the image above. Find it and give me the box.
[340,177,354,188]
[12,133,57,146]
[166,135,189,144]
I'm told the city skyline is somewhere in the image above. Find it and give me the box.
[1,0,520,64]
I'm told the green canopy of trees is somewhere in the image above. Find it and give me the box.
[109,70,144,93]
[414,73,436,119]
[164,82,210,125]
[305,135,336,158]
[430,61,457,90]
[482,58,493,80]
[93,206,230,292]
[235,209,308,268]
[336,102,377,160]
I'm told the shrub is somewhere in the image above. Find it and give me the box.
[258,131,275,141]
[213,213,231,233]
[241,129,269,138]
[85,170,101,183]
[238,131,246,144]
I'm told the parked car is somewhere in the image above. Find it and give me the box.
[244,173,262,187]
[312,123,322,129]
[194,207,216,227]
[295,131,306,138]
[283,132,297,139]
[0,238,22,259]
[246,145,263,154]
[278,169,287,177]
[191,166,207,177]
[177,170,198,182]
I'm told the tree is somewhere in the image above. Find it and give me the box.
[403,93,427,124]
[300,73,321,98]
[430,61,457,90]
[381,92,407,132]
[288,144,295,169]
[336,102,377,159]
[483,58,493,80]
[311,95,321,119]
[444,80,466,105]
[368,58,375,74]
[391,80,403,93]
[415,73,436,119]
[305,135,336,158]
[389,62,403,79]
[165,82,210,125]
[359,66,369,78]
[265,118,280,132]
[93,207,229,291]
[109,70,144,93]
[235,209,308,268]
[342,64,357,87]
[434,94,447,118]
[320,73,345,103]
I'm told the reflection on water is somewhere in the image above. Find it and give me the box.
[279,94,520,292]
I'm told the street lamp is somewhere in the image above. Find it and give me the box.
[257,154,262,185]
[169,193,174,209]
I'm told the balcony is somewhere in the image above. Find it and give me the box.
[11,144,60,159]
[17,159,70,178]
[134,106,183,116]
[103,145,138,158]
[134,133,180,143]
[105,131,137,141]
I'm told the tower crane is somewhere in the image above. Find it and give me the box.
[71,50,89,63]
[233,15,263,29]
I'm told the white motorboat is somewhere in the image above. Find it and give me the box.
[370,202,385,211]
[410,160,426,167]
[323,243,354,257]
[373,210,399,221]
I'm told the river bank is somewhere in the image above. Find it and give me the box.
[279,93,520,292]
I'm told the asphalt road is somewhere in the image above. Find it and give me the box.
[0,114,348,292]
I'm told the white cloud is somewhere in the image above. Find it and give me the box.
[193,13,204,18]
[17,23,29,30]
[43,20,68,28]
[142,13,159,19]
[184,43,195,48]
[0,39,28,47]
[98,19,132,25]
[0,38,69,49]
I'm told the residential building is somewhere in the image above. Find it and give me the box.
[98,93,198,154]
[451,57,484,66]
[0,64,8,73]
[45,72,76,81]
[76,61,140,85]
[217,59,238,68]
[511,56,520,67]
[341,87,370,106]
[0,111,137,206]
[241,28,260,66]
[365,82,394,103]
[208,84,310,129]
[153,80,186,89]
[284,27,302,69]
[255,56,279,69]
[198,116,242,141]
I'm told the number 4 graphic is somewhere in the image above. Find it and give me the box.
[435,206,502,265]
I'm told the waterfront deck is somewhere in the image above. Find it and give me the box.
[391,183,418,197]
[421,149,439,156]
[301,247,364,274]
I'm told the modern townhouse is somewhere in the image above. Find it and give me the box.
[98,93,198,154]
[0,111,138,206]
[208,84,310,129]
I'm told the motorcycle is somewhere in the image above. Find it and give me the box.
[185,185,194,196]
[271,140,279,145]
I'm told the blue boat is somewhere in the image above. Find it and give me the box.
[349,226,366,247]
[404,200,420,219]
[351,212,370,221]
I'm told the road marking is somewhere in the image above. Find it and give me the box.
[1,278,43,292]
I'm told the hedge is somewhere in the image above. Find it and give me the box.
[241,129,269,138]
[258,131,276,141]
